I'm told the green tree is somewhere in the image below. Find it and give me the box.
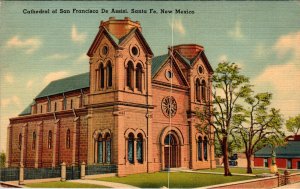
[0,152,6,168]
[286,114,300,135]
[197,62,251,176]
[232,92,285,173]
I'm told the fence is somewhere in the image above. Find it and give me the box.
[0,164,117,182]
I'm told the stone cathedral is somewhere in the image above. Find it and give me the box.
[7,17,215,176]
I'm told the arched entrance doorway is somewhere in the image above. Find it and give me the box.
[164,134,179,168]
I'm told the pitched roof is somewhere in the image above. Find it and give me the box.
[151,54,169,76]
[19,101,35,116]
[254,141,300,158]
[88,27,153,57]
[35,72,89,99]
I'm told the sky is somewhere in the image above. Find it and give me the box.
[1,1,300,152]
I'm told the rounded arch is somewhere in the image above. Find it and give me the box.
[124,59,134,68]
[160,126,184,146]
[93,128,111,140]
[103,58,114,67]
[195,132,204,141]
[124,128,136,138]
[135,129,146,139]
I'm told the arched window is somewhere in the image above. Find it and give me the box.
[48,131,52,149]
[97,134,103,163]
[201,80,206,102]
[204,136,208,161]
[128,133,134,164]
[197,136,203,161]
[99,63,105,89]
[126,61,134,90]
[107,62,112,88]
[70,99,73,109]
[196,79,201,102]
[32,132,36,150]
[19,133,22,150]
[137,133,143,163]
[105,133,111,163]
[164,134,176,145]
[136,64,143,92]
[66,129,71,149]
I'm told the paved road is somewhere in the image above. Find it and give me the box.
[69,179,140,188]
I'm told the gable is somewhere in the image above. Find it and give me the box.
[88,27,153,57]
[119,28,153,56]
[191,51,213,74]
[87,28,119,57]
[152,56,189,87]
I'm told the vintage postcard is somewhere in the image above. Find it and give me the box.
[0,1,300,188]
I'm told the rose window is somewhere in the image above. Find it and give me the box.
[161,96,177,118]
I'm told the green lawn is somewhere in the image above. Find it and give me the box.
[198,167,300,174]
[26,181,108,188]
[97,172,255,188]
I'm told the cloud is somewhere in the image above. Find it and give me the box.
[169,19,185,35]
[6,36,41,54]
[71,25,87,43]
[273,31,300,59]
[75,53,89,64]
[218,54,228,63]
[228,21,244,39]
[217,54,244,69]
[46,53,69,60]
[253,31,300,119]
[26,80,33,88]
[253,63,300,118]
[1,96,21,108]
[4,73,14,84]
[43,71,69,84]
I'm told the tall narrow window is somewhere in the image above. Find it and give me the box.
[48,131,52,149]
[19,133,22,150]
[137,134,143,163]
[70,99,73,109]
[107,62,112,88]
[201,80,206,102]
[54,102,57,112]
[196,79,201,102]
[32,132,36,150]
[99,64,105,89]
[128,133,134,164]
[66,129,71,149]
[197,136,203,161]
[105,133,111,163]
[136,64,142,91]
[63,97,66,110]
[40,105,43,113]
[97,134,103,163]
[126,61,134,90]
[204,136,208,161]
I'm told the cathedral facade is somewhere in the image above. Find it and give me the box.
[7,17,215,176]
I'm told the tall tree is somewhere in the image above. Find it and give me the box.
[197,62,251,176]
[232,92,285,173]
[286,114,300,135]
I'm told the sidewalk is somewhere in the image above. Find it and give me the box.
[69,179,140,188]
[275,182,300,189]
